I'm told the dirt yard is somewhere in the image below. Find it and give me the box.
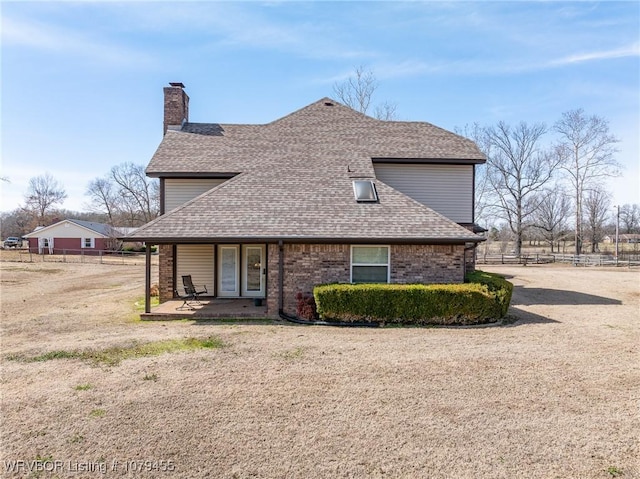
[1,258,638,478]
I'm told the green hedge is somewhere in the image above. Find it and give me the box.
[464,270,513,317]
[313,271,513,326]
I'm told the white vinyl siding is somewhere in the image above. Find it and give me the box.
[373,163,473,223]
[176,245,214,296]
[164,178,227,212]
[24,221,104,239]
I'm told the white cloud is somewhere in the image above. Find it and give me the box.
[1,15,153,68]
[549,43,640,67]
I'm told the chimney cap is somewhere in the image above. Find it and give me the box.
[169,82,185,88]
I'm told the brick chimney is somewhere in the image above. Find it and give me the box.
[163,82,189,135]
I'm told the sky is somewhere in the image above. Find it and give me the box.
[1,1,639,215]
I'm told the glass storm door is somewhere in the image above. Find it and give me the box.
[242,245,265,297]
[218,246,239,297]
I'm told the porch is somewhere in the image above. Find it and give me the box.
[140,298,271,321]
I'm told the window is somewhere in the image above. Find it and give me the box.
[351,246,389,283]
[352,180,378,202]
[82,238,95,248]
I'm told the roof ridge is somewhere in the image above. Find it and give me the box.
[265,97,379,126]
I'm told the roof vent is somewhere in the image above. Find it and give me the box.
[353,180,378,202]
[324,101,334,106]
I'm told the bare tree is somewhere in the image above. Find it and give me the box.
[86,163,159,227]
[333,65,398,120]
[23,172,67,222]
[554,109,621,255]
[333,65,377,114]
[484,121,560,256]
[86,177,119,224]
[532,187,571,253]
[619,203,640,234]
[455,123,495,229]
[0,208,33,239]
[373,101,398,121]
[110,163,159,225]
[583,188,611,253]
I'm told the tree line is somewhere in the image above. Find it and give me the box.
[0,163,159,239]
[461,109,636,255]
[3,67,638,255]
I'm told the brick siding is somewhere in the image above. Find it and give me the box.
[278,243,465,316]
[159,242,466,317]
[390,244,464,284]
[158,245,174,303]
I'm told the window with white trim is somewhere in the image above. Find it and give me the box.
[82,238,95,248]
[351,246,390,283]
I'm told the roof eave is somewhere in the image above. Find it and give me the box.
[146,172,240,179]
[119,235,485,244]
[371,157,486,165]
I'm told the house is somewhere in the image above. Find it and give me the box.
[24,219,126,254]
[126,83,486,317]
[603,234,640,244]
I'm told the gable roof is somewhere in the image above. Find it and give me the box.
[24,219,125,238]
[130,98,485,244]
[127,172,480,243]
[147,97,485,177]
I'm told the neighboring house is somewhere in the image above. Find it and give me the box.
[603,234,640,244]
[126,83,486,317]
[24,219,124,254]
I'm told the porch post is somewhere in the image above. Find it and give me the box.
[145,244,151,313]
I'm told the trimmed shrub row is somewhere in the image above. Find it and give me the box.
[464,270,513,317]
[313,271,513,326]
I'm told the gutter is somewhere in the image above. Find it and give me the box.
[119,236,485,245]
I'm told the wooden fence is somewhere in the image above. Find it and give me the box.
[477,252,640,268]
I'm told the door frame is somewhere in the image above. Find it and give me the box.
[241,245,266,298]
[216,244,267,298]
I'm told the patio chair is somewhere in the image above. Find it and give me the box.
[175,275,208,311]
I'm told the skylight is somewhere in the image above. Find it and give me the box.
[353,180,378,202]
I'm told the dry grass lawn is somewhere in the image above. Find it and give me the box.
[1,257,638,478]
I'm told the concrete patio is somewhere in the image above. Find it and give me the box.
[140,298,270,321]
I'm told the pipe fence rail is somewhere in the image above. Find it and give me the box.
[477,252,639,268]
[1,247,153,265]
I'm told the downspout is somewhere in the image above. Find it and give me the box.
[276,240,378,328]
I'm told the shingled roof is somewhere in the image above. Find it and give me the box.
[130,98,485,243]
